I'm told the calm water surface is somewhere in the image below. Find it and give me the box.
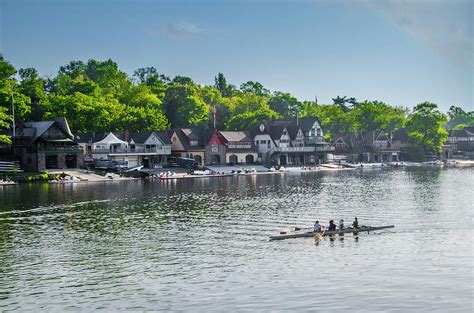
[0,168,472,312]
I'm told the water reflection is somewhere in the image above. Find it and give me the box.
[0,169,472,311]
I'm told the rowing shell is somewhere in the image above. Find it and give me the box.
[269,225,394,241]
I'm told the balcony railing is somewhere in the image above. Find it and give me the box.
[92,147,171,155]
[273,146,315,153]
[315,146,335,152]
[32,146,83,153]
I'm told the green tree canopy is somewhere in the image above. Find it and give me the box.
[406,102,448,154]
[268,91,302,118]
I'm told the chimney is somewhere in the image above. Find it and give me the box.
[124,129,130,142]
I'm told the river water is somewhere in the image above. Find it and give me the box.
[0,168,472,312]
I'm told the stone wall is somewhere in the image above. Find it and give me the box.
[204,144,226,165]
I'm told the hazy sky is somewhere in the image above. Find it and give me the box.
[1,0,473,112]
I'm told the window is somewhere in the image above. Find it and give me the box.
[260,140,266,144]
[190,140,198,146]
[267,141,271,149]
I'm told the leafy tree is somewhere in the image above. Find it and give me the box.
[119,84,168,130]
[268,92,302,118]
[214,72,234,97]
[133,67,170,85]
[313,104,354,139]
[0,55,31,122]
[163,84,210,127]
[85,59,131,96]
[240,81,270,98]
[300,100,318,118]
[332,95,351,112]
[199,86,231,129]
[172,75,194,85]
[226,107,279,130]
[18,67,47,120]
[446,105,474,128]
[43,93,121,133]
[406,102,448,155]
[225,93,279,130]
[351,101,406,132]
[0,106,12,143]
[59,60,86,78]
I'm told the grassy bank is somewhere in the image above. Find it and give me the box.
[0,172,62,182]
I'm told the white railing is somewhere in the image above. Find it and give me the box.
[93,147,171,155]
[273,146,315,153]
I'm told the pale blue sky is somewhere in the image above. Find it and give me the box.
[1,0,472,112]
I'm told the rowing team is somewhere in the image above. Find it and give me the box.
[314,217,359,232]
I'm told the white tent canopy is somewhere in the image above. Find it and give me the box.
[93,132,128,149]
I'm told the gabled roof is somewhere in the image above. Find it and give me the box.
[156,131,172,145]
[75,133,108,143]
[273,117,321,131]
[219,131,251,142]
[15,118,75,144]
[268,125,286,141]
[126,132,153,144]
[171,126,213,150]
[286,125,302,140]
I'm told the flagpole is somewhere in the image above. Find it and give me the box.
[10,82,15,137]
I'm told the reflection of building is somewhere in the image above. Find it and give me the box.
[169,126,213,166]
[76,131,171,168]
[205,130,258,165]
[13,117,84,172]
[251,117,334,165]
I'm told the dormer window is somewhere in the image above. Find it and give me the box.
[190,140,198,146]
[259,124,265,132]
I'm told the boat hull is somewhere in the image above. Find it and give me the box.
[269,225,394,240]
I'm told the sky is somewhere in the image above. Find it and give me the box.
[1,0,473,112]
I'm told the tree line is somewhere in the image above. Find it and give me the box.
[0,54,473,157]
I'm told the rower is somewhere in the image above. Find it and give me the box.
[352,217,359,228]
[339,219,345,230]
[328,220,336,231]
[313,220,322,232]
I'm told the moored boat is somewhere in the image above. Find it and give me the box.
[269,225,394,240]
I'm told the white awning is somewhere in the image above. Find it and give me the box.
[93,132,128,148]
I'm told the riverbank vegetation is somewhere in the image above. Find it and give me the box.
[1,55,472,157]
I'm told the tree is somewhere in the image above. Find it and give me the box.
[0,55,31,123]
[59,60,86,78]
[351,100,406,132]
[214,72,234,97]
[300,100,318,118]
[0,106,12,143]
[446,105,474,128]
[172,75,194,85]
[18,67,47,120]
[225,107,279,130]
[268,92,302,118]
[225,93,279,130]
[406,102,448,156]
[119,84,168,131]
[133,67,170,86]
[163,84,210,128]
[85,59,131,96]
[199,86,231,129]
[313,104,354,139]
[240,81,270,98]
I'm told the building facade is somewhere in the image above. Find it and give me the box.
[13,117,84,172]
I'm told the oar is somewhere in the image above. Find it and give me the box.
[315,229,325,240]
